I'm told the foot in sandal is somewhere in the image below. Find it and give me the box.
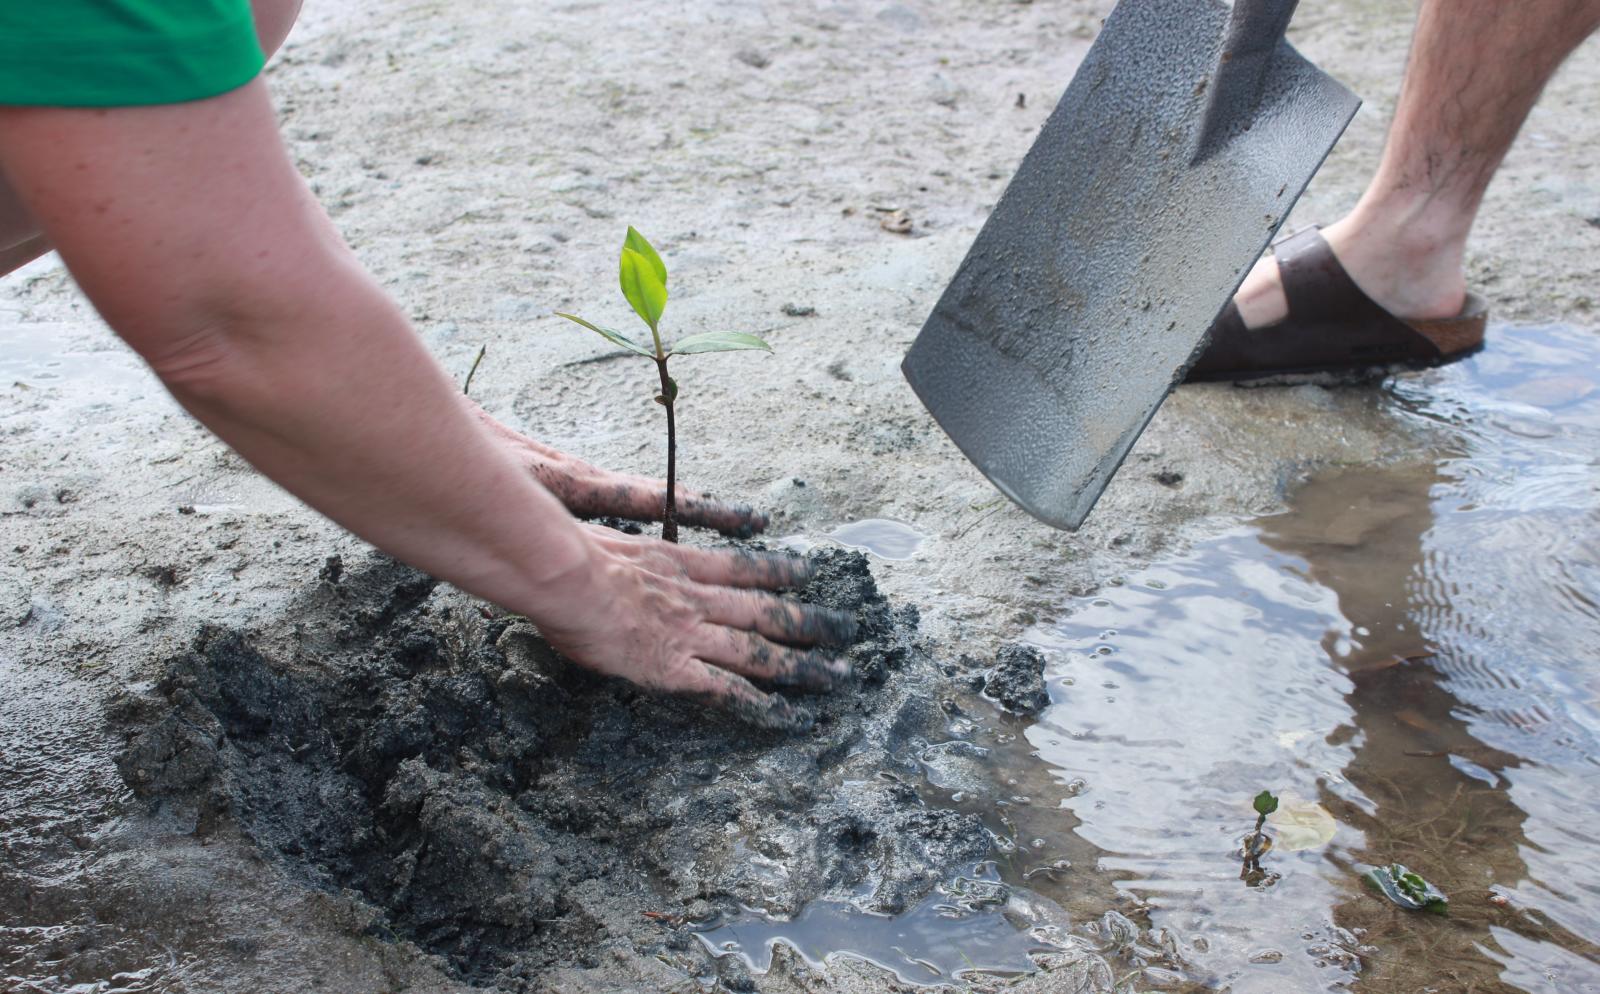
[1187,224,1487,383]
[1189,0,1600,382]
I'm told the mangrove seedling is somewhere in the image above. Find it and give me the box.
[556,227,772,542]
[1242,789,1278,876]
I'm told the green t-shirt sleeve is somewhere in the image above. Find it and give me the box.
[0,0,265,107]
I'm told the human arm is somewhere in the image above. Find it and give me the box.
[0,80,847,725]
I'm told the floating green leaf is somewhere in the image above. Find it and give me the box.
[1364,863,1448,915]
[619,247,668,331]
[1253,790,1279,817]
[554,312,654,357]
[670,331,773,355]
[623,227,667,286]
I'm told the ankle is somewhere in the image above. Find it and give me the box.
[1322,207,1469,321]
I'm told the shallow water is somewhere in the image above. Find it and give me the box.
[697,862,1048,985]
[712,324,1600,990]
[1004,323,1600,992]
[829,518,928,560]
[0,322,152,397]
[781,517,930,560]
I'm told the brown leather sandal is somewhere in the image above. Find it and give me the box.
[1186,226,1488,384]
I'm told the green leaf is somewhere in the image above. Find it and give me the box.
[1253,790,1279,817]
[623,227,667,287]
[554,312,654,357]
[619,247,668,330]
[1364,863,1448,914]
[669,331,774,355]
[664,375,678,402]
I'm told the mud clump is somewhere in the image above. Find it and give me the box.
[113,549,993,992]
[982,644,1050,715]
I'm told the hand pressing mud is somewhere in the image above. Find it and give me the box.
[528,523,856,730]
[467,398,768,537]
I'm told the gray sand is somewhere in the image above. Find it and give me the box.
[3,1,1596,991]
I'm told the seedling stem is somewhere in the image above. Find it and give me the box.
[556,227,772,542]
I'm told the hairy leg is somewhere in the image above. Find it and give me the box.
[1235,0,1600,328]
[0,0,304,278]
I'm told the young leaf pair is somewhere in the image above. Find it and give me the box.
[556,227,773,542]
[559,228,769,362]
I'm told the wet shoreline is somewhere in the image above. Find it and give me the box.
[4,0,1599,988]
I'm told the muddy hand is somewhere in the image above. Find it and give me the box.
[467,399,768,537]
[530,524,856,731]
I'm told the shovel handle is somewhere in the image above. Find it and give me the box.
[1194,0,1301,160]
[1221,0,1300,65]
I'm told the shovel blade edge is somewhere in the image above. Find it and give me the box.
[903,0,1358,530]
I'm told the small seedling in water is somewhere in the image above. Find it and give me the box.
[1241,789,1278,879]
[557,227,772,542]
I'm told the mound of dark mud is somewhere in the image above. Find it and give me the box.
[982,644,1049,716]
[111,549,1003,992]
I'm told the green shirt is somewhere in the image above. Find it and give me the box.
[0,0,265,107]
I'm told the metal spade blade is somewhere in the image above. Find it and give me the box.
[902,0,1358,529]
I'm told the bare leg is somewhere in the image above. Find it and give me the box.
[1235,0,1600,328]
[0,0,304,279]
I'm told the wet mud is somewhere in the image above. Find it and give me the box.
[980,644,1049,716]
[4,0,1598,989]
[106,549,1004,991]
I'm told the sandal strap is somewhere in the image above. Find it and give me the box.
[1275,227,1378,324]
[1185,226,1486,382]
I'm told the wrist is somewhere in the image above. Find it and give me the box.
[501,519,603,623]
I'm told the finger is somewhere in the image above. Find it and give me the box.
[698,588,858,646]
[536,465,769,538]
[663,545,814,589]
[694,625,851,690]
[673,658,815,731]
[676,490,770,538]
[595,478,769,538]
[577,526,812,588]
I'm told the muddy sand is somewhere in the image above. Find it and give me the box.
[4,1,1599,992]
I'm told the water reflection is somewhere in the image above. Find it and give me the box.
[1008,325,1600,991]
[697,862,1048,985]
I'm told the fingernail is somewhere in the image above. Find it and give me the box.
[715,504,768,539]
[778,554,815,584]
[748,694,814,733]
[822,609,858,644]
[791,651,850,689]
[799,608,856,645]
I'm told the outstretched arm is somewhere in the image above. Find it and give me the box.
[0,80,847,726]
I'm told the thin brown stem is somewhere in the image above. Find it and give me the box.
[1245,813,1267,870]
[462,344,487,396]
[654,356,678,543]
